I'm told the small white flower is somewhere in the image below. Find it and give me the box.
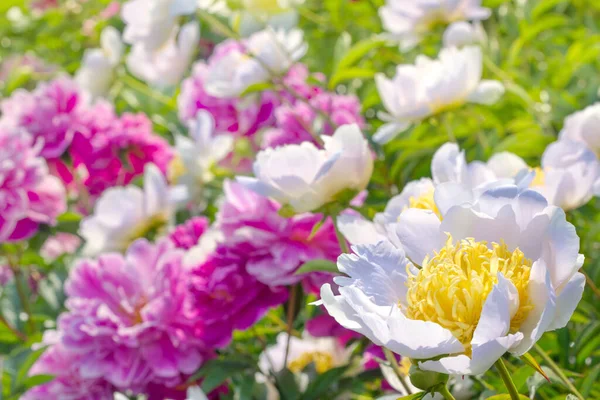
[237,124,373,213]
[374,46,504,144]
[559,102,600,157]
[169,110,234,200]
[122,0,178,52]
[205,27,307,98]
[257,332,351,399]
[320,185,585,376]
[126,21,200,88]
[442,21,486,48]
[79,164,187,256]
[379,0,490,51]
[75,26,123,98]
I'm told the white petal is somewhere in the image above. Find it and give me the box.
[486,152,528,179]
[510,260,556,355]
[546,272,585,331]
[431,143,468,184]
[373,121,411,144]
[393,209,444,265]
[467,80,505,105]
[434,182,475,216]
[336,214,386,246]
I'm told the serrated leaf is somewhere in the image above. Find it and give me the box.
[295,259,338,275]
[520,352,549,382]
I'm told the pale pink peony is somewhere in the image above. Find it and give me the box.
[0,128,66,242]
[48,239,212,394]
[23,340,113,400]
[40,233,82,262]
[216,180,341,291]
[0,77,85,159]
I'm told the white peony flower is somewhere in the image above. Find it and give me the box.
[257,332,352,399]
[75,26,123,98]
[126,21,200,88]
[320,185,585,376]
[487,142,600,211]
[379,0,490,51]
[442,21,486,48]
[237,124,373,213]
[559,102,600,157]
[374,46,504,144]
[79,164,187,256]
[122,0,178,52]
[169,110,234,201]
[205,27,307,98]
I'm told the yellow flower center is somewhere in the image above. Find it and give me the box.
[530,167,545,187]
[121,214,168,251]
[287,351,334,374]
[405,189,442,219]
[405,236,532,355]
[168,155,187,184]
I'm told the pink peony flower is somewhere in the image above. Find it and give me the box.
[23,341,113,400]
[168,216,210,250]
[53,101,172,203]
[188,244,289,348]
[0,77,85,159]
[40,233,82,262]
[0,128,66,242]
[178,39,278,136]
[49,239,212,394]
[216,180,341,291]
[262,91,365,148]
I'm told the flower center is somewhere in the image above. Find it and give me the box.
[287,351,334,374]
[168,155,187,184]
[404,236,532,354]
[121,214,168,251]
[530,167,545,187]
[406,189,441,219]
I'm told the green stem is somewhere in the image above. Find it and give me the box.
[10,266,36,334]
[0,313,27,342]
[495,358,520,400]
[333,215,350,254]
[383,348,413,396]
[533,343,584,400]
[121,74,174,108]
[283,285,299,367]
[437,384,457,400]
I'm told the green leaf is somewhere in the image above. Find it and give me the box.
[334,37,387,72]
[16,348,46,388]
[240,82,275,97]
[21,374,54,390]
[189,359,252,392]
[273,368,301,400]
[395,392,426,400]
[295,259,338,275]
[329,67,377,89]
[520,352,550,382]
[580,363,600,397]
[302,365,348,400]
[486,395,530,400]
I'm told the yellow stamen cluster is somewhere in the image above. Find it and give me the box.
[530,167,545,187]
[405,236,532,354]
[121,214,168,251]
[406,189,442,219]
[168,155,186,184]
[287,351,334,374]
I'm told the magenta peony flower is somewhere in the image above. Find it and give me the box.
[0,77,85,159]
[0,128,66,242]
[216,180,341,291]
[53,101,172,202]
[48,239,211,394]
[168,216,210,250]
[188,244,289,348]
[262,91,365,148]
[23,340,113,400]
